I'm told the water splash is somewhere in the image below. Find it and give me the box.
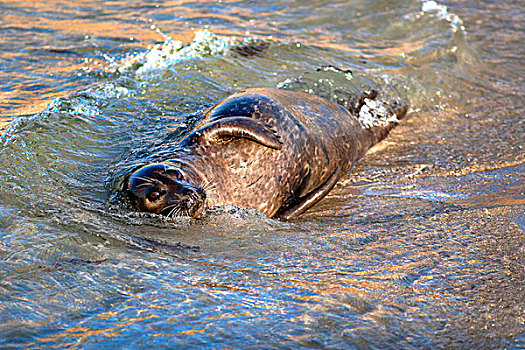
[114,30,267,76]
[358,98,399,129]
[420,0,466,33]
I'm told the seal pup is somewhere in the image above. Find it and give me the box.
[127,88,407,220]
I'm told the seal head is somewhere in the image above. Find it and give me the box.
[127,163,206,218]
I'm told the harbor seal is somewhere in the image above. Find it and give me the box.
[126,88,407,220]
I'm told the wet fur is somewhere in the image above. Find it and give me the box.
[127,88,407,219]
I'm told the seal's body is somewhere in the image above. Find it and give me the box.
[127,88,406,220]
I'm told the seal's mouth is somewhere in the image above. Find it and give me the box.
[160,189,206,219]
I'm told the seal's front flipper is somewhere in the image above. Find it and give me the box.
[275,166,341,220]
[183,116,283,150]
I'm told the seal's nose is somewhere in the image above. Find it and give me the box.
[160,184,206,218]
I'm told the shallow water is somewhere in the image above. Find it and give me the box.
[1,0,524,348]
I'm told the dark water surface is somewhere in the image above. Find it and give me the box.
[1,0,524,348]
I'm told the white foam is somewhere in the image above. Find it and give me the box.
[420,0,465,33]
[358,98,399,129]
[116,30,236,75]
[83,84,134,100]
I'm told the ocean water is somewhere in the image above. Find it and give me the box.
[0,0,523,348]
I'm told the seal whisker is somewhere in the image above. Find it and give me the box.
[191,192,199,202]
[162,203,179,218]
[134,176,154,183]
[136,182,154,188]
[133,176,161,187]
[164,206,175,217]
[198,179,210,190]
[169,205,181,218]
[200,180,216,192]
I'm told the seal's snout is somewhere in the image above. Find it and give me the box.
[163,188,206,219]
[127,163,206,218]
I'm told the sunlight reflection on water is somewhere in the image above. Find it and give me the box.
[0,0,523,348]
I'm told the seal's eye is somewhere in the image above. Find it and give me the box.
[147,190,162,201]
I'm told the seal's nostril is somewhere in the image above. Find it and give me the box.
[196,187,206,198]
